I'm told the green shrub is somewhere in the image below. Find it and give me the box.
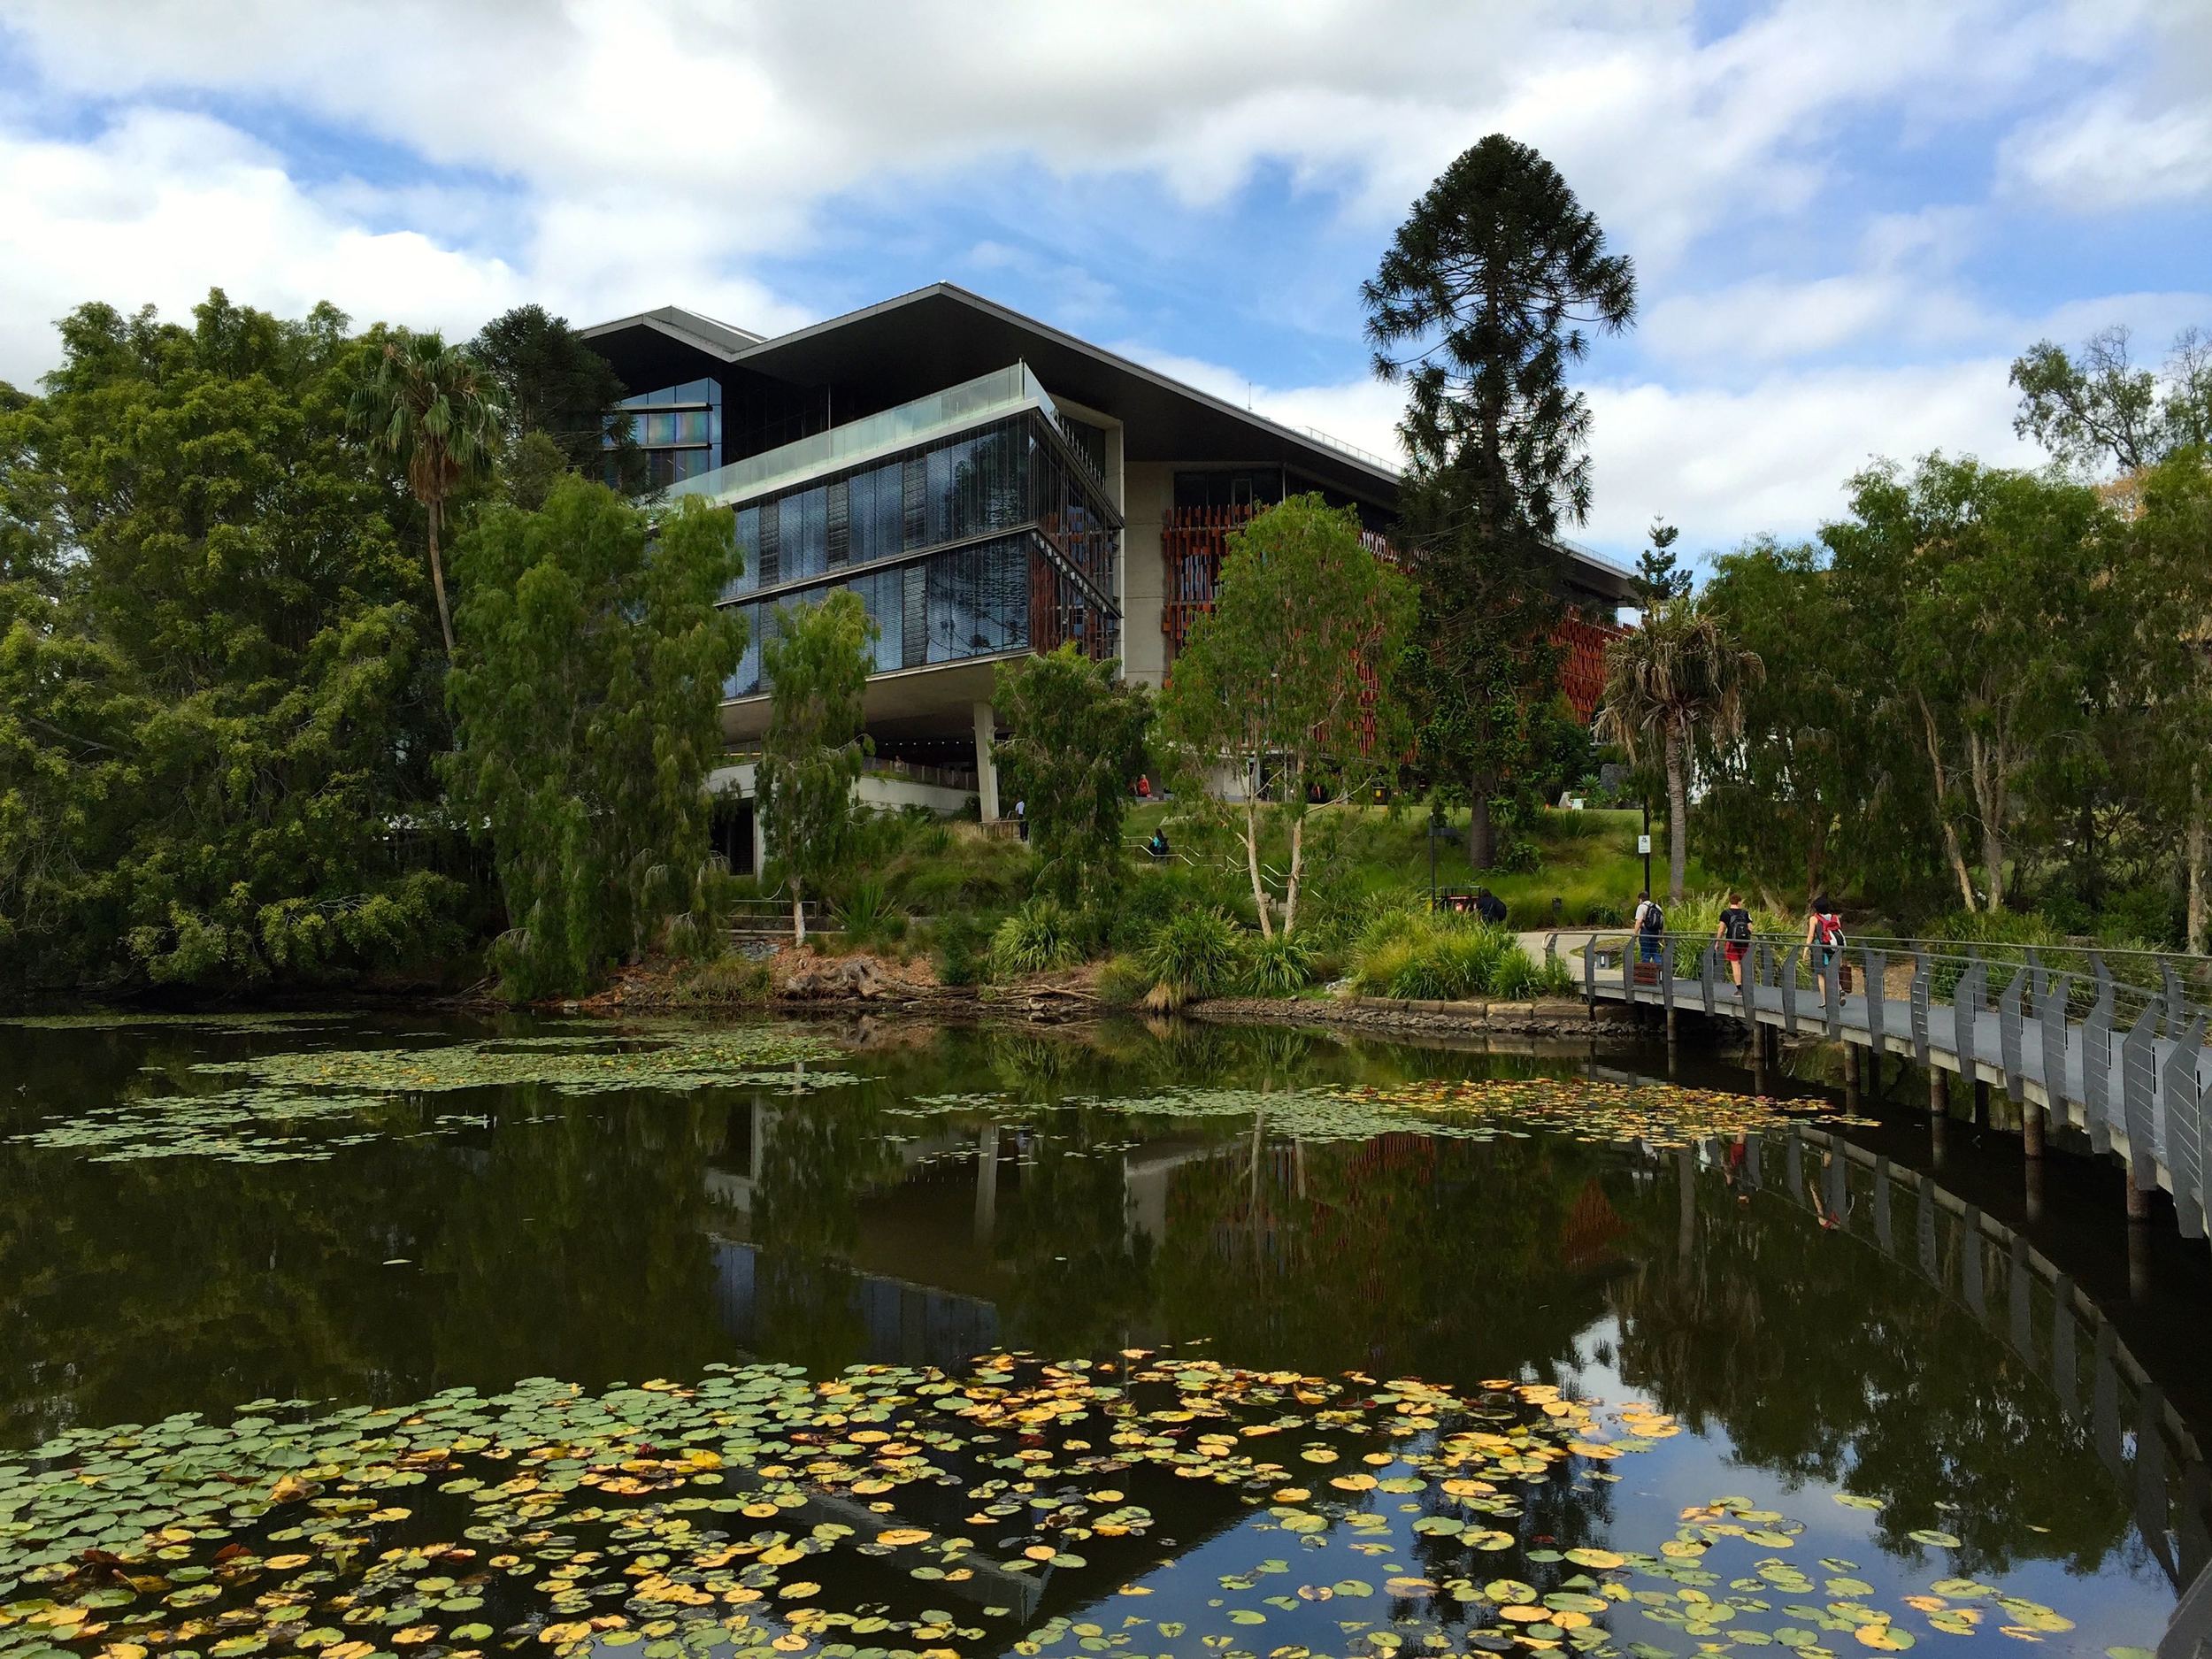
[1094,953,1152,1008]
[1348,913,1554,1001]
[1243,933,1317,996]
[932,911,992,987]
[664,954,772,1006]
[989,896,1084,979]
[1139,906,1248,1010]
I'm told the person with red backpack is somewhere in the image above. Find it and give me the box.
[1805,894,1846,1002]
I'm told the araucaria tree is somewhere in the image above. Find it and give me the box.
[1363,134,1636,870]
[1594,599,1763,903]
[991,644,1153,915]
[445,479,745,999]
[1156,495,1416,936]
[349,329,506,655]
[756,590,875,945]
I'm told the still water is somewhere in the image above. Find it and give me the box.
[0,1011,2203,1659]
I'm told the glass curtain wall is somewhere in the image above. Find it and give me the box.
[609,376,723,489]
[718,410,1118,699]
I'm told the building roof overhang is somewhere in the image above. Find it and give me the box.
[583,284,1635,604]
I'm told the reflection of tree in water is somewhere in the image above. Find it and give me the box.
[1607,1143,2135,1579]
[0,1048,735,1443]
[747,1092,901,1375]
[1147,1125,1624,1389]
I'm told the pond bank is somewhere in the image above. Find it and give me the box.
[1187,992,1637,1038]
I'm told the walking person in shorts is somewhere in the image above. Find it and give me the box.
[1717,891,1754,987]
[1805,894,1846,1002]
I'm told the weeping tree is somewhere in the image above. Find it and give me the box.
[445,478,745,999]
[756,589,875,944]
[1363,134,1636,870]
[991,644,1153,917]
[1595,598,1763,902]
[349,329,506,655]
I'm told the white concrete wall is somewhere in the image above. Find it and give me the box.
[709,763,974,818]
[1121,459,1171,689]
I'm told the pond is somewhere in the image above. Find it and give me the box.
[1,1010,2204,1659]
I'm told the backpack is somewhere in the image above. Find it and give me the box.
[1640,900,1664,933]
[1724,909,1753,943]
[1815,912,1845,948]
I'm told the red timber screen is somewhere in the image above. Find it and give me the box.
[1160,504,1625,723]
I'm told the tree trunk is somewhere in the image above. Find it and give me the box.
[1664,725,1688,903]
[1918,693,1978,911]
[1242,793,1274,940]
[426,496,457,657]
[1283,810,1308,937]
[2189,763,2208,954]
[793,888,807,946]
[1467,773,1495,871]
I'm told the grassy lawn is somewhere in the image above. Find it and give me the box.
[1122,799,1712,929]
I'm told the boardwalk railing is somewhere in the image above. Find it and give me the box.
[1551,928,2212,1249]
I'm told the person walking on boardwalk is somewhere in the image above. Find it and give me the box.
[1805,894,1846,1002]
[1632,888,1664,968]
[1717,890,1754,987]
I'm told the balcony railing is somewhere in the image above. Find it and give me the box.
[662,362,1099,511]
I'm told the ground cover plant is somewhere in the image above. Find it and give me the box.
[0,1349,2079,1659]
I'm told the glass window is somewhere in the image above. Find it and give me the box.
[677,410,710,444]
[783,486,827,583]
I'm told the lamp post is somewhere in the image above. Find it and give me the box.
[1428,799,1442,913]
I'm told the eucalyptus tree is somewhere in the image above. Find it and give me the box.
[1594,598,1763,902]
[1363,134,1636,870]
[756,590,875,945]
[1155,495,1416,935]
[349,328,506,655]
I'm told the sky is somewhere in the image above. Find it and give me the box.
[1,0,2208,565]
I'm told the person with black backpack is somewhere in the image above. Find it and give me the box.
[1717,890,1754,987]
[1632,888,1664,966]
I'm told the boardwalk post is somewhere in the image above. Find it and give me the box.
[1583,933,1596,1013]
[1701,941,1717,1018]
[1662,937,1678,1045]
[1911,952,1932,1066]
[1823,949,1843,1041]
[2000,967,2028,1103]
[2085,959,2117,1155]
[1863,947,1886,1056]
[2161,1012,2208,1240]
[1955,956,1987,1080]
[2036,971,2072,1105]
[1781,943,1801,1034]
[2122,1002,2158,1221]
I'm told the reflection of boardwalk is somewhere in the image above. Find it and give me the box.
[1665,1125,2209,1598]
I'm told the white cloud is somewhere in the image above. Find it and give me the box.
[1585,360,2044,555]
[0,109,521,383]
[1119,342,2051,565]
[2002,93,2212,211]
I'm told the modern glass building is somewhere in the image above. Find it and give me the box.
[579,284,1633,841]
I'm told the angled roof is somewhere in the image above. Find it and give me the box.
[580,284,1633,603]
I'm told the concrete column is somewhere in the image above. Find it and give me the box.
[972,701,1000,822]
[750,801,767,876]
[2126,1171,2153,1221]
[1929,1067,1946,1117]
[2022,1101,2046,1159]
[973,1125,999,1247]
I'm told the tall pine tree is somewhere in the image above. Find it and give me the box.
[1363,135,1635,868]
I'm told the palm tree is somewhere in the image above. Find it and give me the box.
[349,330,505,655]
[1595,596,1763,902]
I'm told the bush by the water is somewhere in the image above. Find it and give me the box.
[1349,911,1571,1001]
[1139,906,1247,1010]
[1242,932,1318,995]
[989,897,1085,979]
